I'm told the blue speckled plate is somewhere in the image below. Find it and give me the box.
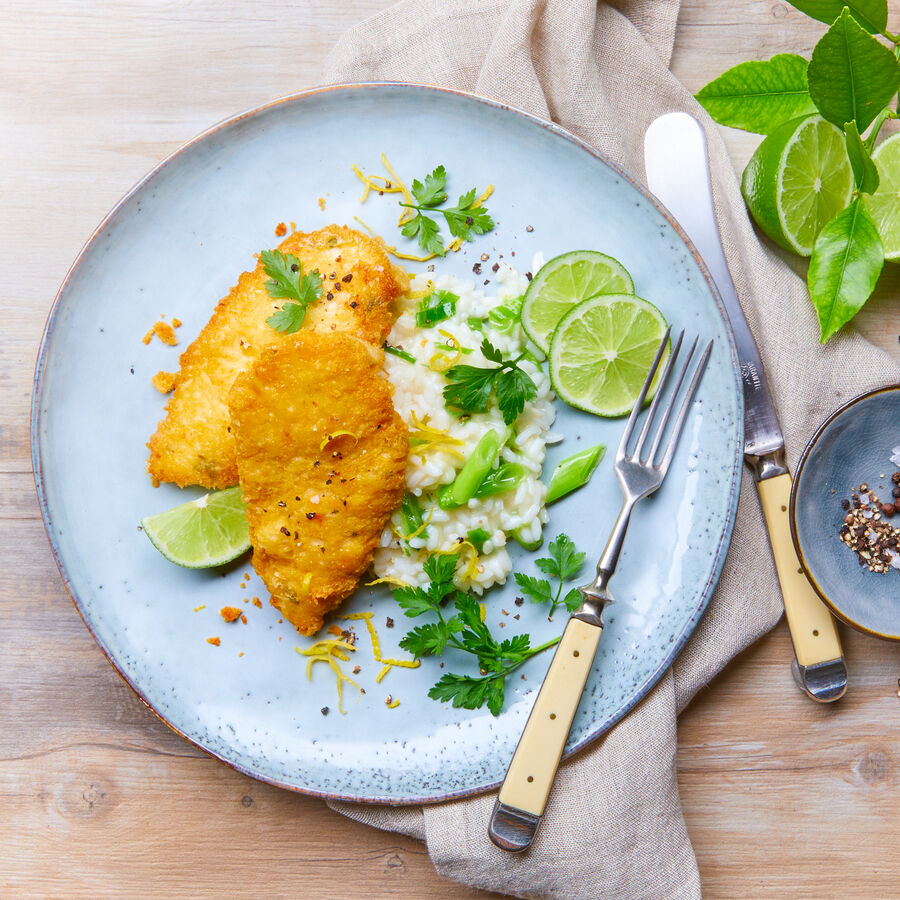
[32,84,742,804]
[791,385,900,641]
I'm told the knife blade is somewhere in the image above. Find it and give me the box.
[644,112,847,702]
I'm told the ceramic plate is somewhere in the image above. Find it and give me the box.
[32,84,742,803]
[791,385,900,640]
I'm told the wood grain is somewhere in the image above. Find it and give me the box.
[2,2,898,898]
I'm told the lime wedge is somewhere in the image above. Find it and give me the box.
[521,250,634,353]
[141,486,250,568]
[549,294,669,417]
[741,115,853,256]
[864,132,900,261]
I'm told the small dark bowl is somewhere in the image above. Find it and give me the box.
[790,385,900,641]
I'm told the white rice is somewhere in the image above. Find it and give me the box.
[373,263,555,593]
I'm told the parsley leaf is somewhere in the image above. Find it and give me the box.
[411,165,447,207]
[514,572,552,605]
[524,533,586,618]
[442,188,496,243]
[395,553,562,716]
[400,621,453,657]
[443,339,537,425]
[401,213,445,257]
[399,166,494,255]
[261,250,323,333]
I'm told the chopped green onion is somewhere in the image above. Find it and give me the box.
[384,343,416,364]
[415,290,458,328]
[511,525,543,551]
[467,317,485,332]
[473,461,527,499]
[545,443,606,504]
[401,493,426,538]
[467,527,491,554]
[488,294,524,333]
[437,429,502,510]
[435,342,473,354]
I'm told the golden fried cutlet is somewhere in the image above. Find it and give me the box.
[227,332,408,636]
[146,225,408,489]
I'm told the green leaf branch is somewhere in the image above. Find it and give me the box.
[697,1,900,341]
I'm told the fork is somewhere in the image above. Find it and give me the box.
[488,328,713,852]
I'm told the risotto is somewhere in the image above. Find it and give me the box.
[373,263,556,593]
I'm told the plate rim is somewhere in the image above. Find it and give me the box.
[31,81,744,804]
[790,383,900,642]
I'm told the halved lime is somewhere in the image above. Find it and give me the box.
[141,486,250,568]
[521,250,634,353]
[741,115,853,256]
[864,132,900,262]
[549,294,669,417]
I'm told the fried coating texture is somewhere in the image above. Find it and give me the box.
[228,332,408,636]
[147,225,408,488]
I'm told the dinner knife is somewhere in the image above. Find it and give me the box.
[644,112,847,702]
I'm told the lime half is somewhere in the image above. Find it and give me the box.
[549,294,669,417]
[521,250,634,353]
[141,485,250,568]
[741,115,853,256]
[864,132,900,262]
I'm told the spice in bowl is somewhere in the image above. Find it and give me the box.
[838,448,900,575]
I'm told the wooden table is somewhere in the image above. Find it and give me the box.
[3,3,898,897]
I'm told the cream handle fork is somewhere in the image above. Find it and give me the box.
[488,617,602,851]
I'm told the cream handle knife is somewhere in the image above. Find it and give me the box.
[644,112,847,702]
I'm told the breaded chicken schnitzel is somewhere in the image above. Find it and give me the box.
[147,225,408,489]
[227,332,408,636]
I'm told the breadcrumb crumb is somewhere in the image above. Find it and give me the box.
[275,222,287,237]
[142,320,179,346]
[206,636,221,646]
[252,597,262,608]
[220,606,242,623]
[152,371,177,393]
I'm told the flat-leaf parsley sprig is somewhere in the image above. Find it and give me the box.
[395,554,561,716]
[443,338,538,426]
[262,249,323,334]
[400,165,495,256]
[514,534,586,618]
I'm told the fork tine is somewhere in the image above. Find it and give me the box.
[646,334,697,464]
[633,330,684,461]
[657,339,713,474]
[616,326,671,460]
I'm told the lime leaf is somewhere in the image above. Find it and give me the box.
[696,54,817,134]
[807,9,900,133]
[789,0,887,33]
[844,120,880,193]
[808,198,884,342]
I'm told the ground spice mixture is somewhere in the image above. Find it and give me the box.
[838,465,900,574]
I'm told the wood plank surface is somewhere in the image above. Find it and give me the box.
[2,2,899,898]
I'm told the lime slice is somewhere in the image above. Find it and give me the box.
[864,132,900,261]
[741,115,853,256]
[141,486,250,568]
[549,294,669,417]
[521,250,634,353]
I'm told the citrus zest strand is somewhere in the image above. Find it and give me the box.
[391,506,434,544]
[297,639,362,714]
[353,216,439,262]
[340,611,420,684]
[319,430,358,450]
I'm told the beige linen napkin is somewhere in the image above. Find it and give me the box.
[321,2,900,897]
